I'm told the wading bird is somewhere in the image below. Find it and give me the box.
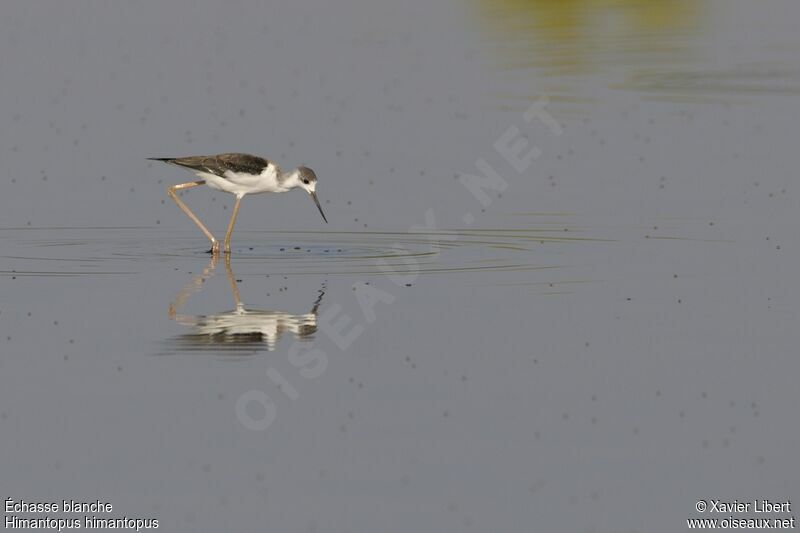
[150,153,327,253]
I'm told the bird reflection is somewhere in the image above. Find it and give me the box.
[167,254,324,353]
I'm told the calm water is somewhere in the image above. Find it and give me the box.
[2,1,799,532]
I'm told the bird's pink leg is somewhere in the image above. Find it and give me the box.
[224,196,243,253]
[168,181,219,253]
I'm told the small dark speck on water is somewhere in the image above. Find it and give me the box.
[293,247,301,250]
[405,283,412,287]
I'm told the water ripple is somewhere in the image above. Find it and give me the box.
[0,226,605,278]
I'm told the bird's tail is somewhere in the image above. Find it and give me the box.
[147,157,176,163]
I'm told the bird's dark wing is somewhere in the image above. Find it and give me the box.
[215,153,271,175]
[149,153,270,177]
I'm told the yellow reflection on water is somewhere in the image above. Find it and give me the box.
[476,0,704,72]
[474,0,707,103]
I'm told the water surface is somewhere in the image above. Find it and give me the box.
[1,1,799,532]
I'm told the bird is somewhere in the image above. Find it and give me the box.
[149,153,327,254]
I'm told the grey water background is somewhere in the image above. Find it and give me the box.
[1,1,799,531]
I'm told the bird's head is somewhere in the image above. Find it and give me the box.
[288,166,327,223]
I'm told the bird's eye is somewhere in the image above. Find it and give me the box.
[303,179,310,184]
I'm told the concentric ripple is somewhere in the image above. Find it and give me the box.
[0,226,610,278]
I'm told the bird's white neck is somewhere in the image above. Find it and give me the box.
[281,168,316,195]
[281,168,303,189]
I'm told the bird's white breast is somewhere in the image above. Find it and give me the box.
[197,164,286,198]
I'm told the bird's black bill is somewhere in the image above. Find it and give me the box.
[310,191,328,223]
